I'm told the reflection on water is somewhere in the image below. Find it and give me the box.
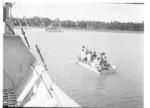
[16,29,143,108]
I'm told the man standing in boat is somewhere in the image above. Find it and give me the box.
[87,52,92,65]
[80,45,87,63]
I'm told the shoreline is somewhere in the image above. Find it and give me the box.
[14,26,144,34]
[62,28,144,34]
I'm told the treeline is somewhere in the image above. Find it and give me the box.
[12,16,144,31]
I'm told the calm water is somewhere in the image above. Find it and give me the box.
[16,29,143,108]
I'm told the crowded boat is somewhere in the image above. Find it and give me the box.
[77,45,117,73]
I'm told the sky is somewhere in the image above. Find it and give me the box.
[12,2,144,23]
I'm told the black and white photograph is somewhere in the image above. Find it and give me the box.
[3,0,145,107]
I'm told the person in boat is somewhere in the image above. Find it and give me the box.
[82,45,87,53]
[91,51,97,61]
[80,48,87,63]
[99,52,104,67]
[100,52,111,69]
[98,52,106,70]
[87,51,92,65]
[96,57,102,71]
[102,52,108,65]
[94,57,99,67]
[90,56,101,71]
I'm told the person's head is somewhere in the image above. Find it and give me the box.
[82,45,85,48]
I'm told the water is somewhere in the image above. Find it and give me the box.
[16,29,143,108]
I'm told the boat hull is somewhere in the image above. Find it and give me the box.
[77,60,117,74]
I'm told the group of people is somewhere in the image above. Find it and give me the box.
[80,45,110,71]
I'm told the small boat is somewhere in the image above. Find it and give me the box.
[76,51,117,74]
[45,18,62,32]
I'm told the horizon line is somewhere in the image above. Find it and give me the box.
[12,16,144,23]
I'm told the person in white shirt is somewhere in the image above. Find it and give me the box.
[101,52,107,66]
[87,52,92,64]
[80,49,87,62]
